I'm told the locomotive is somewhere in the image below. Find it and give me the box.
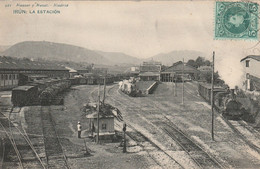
[119,79,142,97]
[198,83,244,119]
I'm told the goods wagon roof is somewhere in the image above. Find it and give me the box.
[12,86,36,91]
[199,83,226,91]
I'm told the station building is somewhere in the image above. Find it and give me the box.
[0,56,69,90]
[240,55,260,91]
[139,60,161,81]
[160,61,199,82]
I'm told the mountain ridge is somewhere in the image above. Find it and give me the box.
[1,41,205,66]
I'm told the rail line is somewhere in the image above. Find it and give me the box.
[106,86,185,168]
[40,106,70,169]
[107,84,224,168]
[155,120,224,169]
[221,116,260,154]
[0,108,45,169]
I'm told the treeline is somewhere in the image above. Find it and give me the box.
[186,56,226,86]
[186,56,211,68]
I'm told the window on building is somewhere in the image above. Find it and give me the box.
[5,75,8,80]
[246,60,250,67]
[102,123,107,130]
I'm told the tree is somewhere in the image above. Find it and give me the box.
[195,56,205,67]
[204,60,211,66]
[187,59,197,68]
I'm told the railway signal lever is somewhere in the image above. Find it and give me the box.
[123,122,127,153]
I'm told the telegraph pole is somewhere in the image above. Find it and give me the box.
[123,123,127,153]
[182,58,184,105]
[211,52,215,141]
[96,84,100,143]
[103,73,106,105]
[175,78,177,96]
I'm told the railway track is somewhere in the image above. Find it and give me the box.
[0,108,45,169]
[107,84,225,168]
[125,122,185,169]
[40,106,70,169]
[154,121,223,169]
[221,117,260,154]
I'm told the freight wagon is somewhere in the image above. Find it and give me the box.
[198,83,244,119]
[198,83,226,104]
[12,86,38,107]
[12,79,71,107]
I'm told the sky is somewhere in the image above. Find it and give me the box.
[0,1,260,87]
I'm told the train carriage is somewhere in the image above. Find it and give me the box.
[198,83,226,104]
[12,86,38,107]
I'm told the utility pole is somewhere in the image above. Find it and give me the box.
[175,78,177,96]
[211,51,215,141]
[96,84,100,144]
[103,73,106,105]
[182,58,184,105]
[123,122,127,153]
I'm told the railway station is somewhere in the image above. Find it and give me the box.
[1,1,260,168]
[1,53,260,169]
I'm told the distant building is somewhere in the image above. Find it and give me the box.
[139,60,161,81]
[240,55,260,91]
[160,61,199,82]
[0,56,69,90]
[92,67,108,75]
[129,66,140,77]
[198,66,212,72]
[65,67,78,78]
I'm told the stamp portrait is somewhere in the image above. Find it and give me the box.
[215,1,258,40]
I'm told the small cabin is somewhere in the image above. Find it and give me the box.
[85,102,123,142]
[86,111,115,137]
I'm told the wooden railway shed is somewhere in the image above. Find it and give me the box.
[0,56,69,90]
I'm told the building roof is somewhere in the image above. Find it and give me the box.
[65,66,78,73]
[140,65,161,72]
[240,55,260,62]
[86,111,114,119]
[85,103,122,120]
[139,72,160,76]
[0,56,68,71]
[142,60,162,66]
[161,62,199,73]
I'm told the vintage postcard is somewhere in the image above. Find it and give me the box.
[1,1,260,169]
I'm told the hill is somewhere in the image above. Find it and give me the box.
[0,45,10,53]
[147,50,206,66]
[95,50,142,65]
[1,41,143,66]
[1,41,111,65]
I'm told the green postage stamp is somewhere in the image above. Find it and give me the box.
[215,1,258,40]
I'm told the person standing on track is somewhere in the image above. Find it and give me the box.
[77,121,82,138]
